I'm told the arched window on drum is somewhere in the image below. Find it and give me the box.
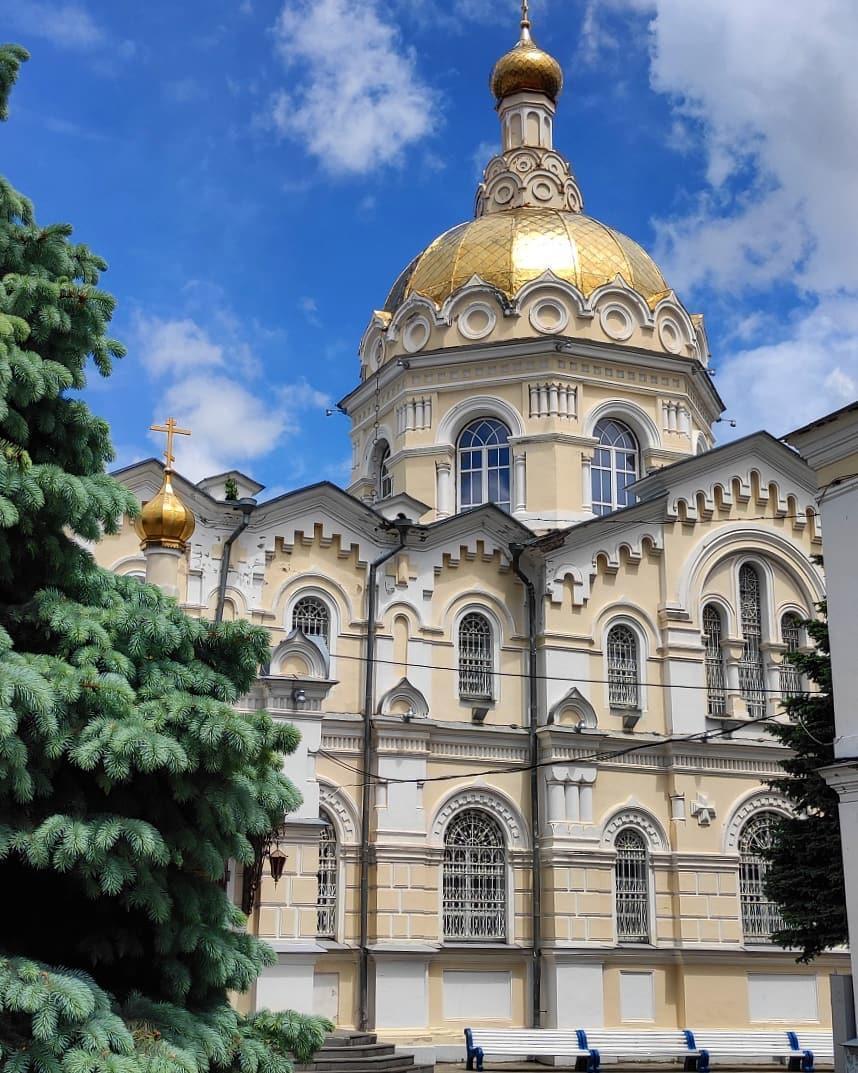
[292,595,331,648]
[457,418,511,512]
[592,419,639,515]
[443,809,506,941]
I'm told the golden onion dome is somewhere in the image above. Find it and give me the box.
[384,208,670,314]
[491,35,563,103]
[135,473,196,551]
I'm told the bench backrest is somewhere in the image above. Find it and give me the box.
[582,1031,692,1054]
[692,1031,797,1056]
[467,1030,584,1055]
[794,1032,834,1058]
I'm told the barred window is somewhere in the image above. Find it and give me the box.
[607,624,640,709]
[738,564,766,717]
[458,418,511,512]
[443,809,506,941]
[780,612,803,700]
[459,612,494,699]
[316,812,337,939]
[615,829,649,943]
[292,596,330,647]
[592,419,639,516]
[702,604,727,716]
[378,444,393,500]
[739,812,785,943]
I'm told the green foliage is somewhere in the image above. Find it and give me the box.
[0,45,29,122]
[223,477,239,502]
[0,48,331,1073]
[764,602,847,961]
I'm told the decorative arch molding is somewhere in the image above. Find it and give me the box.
[583,398,661,454]
[548,686,597,729]
[318,780,359,844]
[270,628,330,679]
[589,278,655,326]
[677,526,824,622]
[377,676,429,719]
[430,785,528,849]
[548,564,591,608]
[111,554,148,576]
[271,576,352,634]
[441,278,513,321]
[698,593,736,637]
[514,271,589,317]
[436,394,526,447]
[594,601,660,655]
[362,425,396,467]
[723,790,793,854]
[600,803,668,852]
[204,584,250,616]
[443,589,518,642]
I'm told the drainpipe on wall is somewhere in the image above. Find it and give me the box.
[214,497,257,623]
[510,543,542,1029]
[358,516,412,1032]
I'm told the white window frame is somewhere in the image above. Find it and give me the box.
[739,811,785,944]
[456,417,512,513]
[737,562,768,718]
[613,828,651,944]
[605,620,643,711]
[316,810,339,940]
[457,610,496,701]
[591,418,640,516]
[442,808,508,943]
[702,602,728,717]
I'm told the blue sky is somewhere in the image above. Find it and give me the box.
[2,0,857,497]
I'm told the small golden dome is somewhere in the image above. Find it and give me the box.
[135,473,196,551]
[384,209,670,313]
[491,36,563,103]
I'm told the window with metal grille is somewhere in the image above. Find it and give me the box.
[292,596,330,647]
[378,444,393,500]
[779,612,803,701]
[459,612,494,699]
[607,624,640,709]
[738,564,766,717]
[702,604,727,716]
[739,812,785,943]
[458,418,511,512]
[443,809,506,941]
[592,419,639,516]
[615,829,650,943]
[316,812,337,939]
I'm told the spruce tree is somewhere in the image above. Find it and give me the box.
[0,44,329,1070]
[764,600,847,961]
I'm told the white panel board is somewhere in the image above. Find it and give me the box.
[619,971,655,1023]
[748,974,819,1023]
[375,960,428,1029]
[443,971,512,1020]
[314,973,339,1022]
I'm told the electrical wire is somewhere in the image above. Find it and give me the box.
[323,646,814,696]
[317,712,780,787]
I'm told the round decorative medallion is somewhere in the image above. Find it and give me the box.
[658,317,683,354]
[532,179,554,202]
[530,297,569,335]
[403,316,431,354]
[458,302,497,341]
[600,303,635,342]
[494,181,516,206]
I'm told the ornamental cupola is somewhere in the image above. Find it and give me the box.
[135,417,195,597]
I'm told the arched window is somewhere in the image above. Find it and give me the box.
[458,418,511,512]
[607,624,639,709]
[592,419,639,516]
[615,829,649,943]
[292,595,331,648]
[378,443,393,500]
[702,604,727,716]
[443,809,506,940]
[738,565,766,717]
[459,612,494,699]
[316,811,338,939]
[780,612,803,700]
[739,812,784,943]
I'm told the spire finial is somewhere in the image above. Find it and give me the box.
[150,416,191,475]
[520,0,532,42]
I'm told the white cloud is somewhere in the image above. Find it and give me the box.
[6,2,106,49]
[269,0,439,175]
[163,77,208,104]
[716,297,858,437]
[133,309,330,481]
[300,296,321,326]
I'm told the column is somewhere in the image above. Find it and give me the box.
[513,452,527,513]
[436,459,453,519]
[582,455,593,511]
[144,545,182,598]
[548,780,566,823]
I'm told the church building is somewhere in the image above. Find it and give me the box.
[91,6,844,1053]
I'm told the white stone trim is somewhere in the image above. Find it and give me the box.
[723,789,792,853]
[318,779,359,844]
[430,785,529,849]
[436,395,526,446]
[600,804,668,852]
[583,398,661,454]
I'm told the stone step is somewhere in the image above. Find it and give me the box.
[323,1034,379,1049]
[298,1054,414,1073]
[315,1046,396,1059]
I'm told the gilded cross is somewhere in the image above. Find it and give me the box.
[150,416,191,472]
[521,0,530,25]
